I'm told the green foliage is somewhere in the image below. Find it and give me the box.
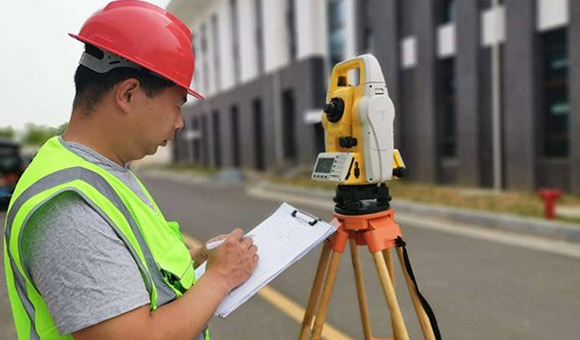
[21,123,68,146]
[0,126,15,140]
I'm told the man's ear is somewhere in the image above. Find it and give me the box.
[115,78,140,113]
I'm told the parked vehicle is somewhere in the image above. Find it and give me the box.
[0,139,26,210]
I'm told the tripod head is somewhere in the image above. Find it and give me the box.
[311,54,408,214]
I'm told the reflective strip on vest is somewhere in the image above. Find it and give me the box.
[5,167,178,334]
[6,250,40,340]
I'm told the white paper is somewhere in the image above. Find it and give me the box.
[194,202,336,317]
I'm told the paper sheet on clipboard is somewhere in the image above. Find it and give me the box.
[194,202,337,318]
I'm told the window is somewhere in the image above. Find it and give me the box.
[253,98,265,170]
[192,117,201,163]
[230,0,241,83]
[255,0,265,74]
[361,0,374,53]
[286,0,297,61]
[438,58,457,158]
[201,24,209,92]
[540,28,569,157]
[212,111,222,167]
[211,14,221,91]
[314,123,326,154]
[201,114,209,166]
[230,105,241,167]
[328,0,346,66]
[282,90,297,161]
[440,0,455,24]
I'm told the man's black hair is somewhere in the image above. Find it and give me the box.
[73,44,175,113]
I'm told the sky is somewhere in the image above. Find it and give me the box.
[0,0,171,130]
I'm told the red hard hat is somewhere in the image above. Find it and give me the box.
[69,0,205,99]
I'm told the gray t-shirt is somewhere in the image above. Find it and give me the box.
[21,138,154,336]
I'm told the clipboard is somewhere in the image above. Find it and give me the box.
[194,202,336,317]
[291,208,321,226]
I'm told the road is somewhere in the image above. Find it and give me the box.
[2,174,580,339]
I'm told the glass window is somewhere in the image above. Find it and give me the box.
[230,0,241,83]
[201,24,207,54]
[192,117,201,163]
[328,0,346,66]
[282,89,297,160]
[211,14,221,91]
[540,28,569,157]
[255,0,265,74]
[439,57,457,158]
[212,111,222,167]
[286,0,297,61]
[201,24,209,92]
[440,0,455,24]
[361,0,374,53]
[253,98,265,170]
[230,106,241,167]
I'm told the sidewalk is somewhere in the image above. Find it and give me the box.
[258,182,580,243]
[144,168,580,245]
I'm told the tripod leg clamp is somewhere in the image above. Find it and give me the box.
[364,223,402,253]
[330,228,349,253]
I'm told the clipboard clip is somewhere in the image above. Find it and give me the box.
[291,209,321,226]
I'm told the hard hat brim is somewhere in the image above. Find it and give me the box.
[69,33,205,100]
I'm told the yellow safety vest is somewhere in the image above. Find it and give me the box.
[4,137,209,339]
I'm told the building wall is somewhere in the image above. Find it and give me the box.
[504,0,537,190]
[175,57,326,170]
[455,1,481,186]
[168,0,578,193]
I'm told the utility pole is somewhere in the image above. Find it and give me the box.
[491,0,503,191]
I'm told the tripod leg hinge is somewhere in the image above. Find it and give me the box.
[330,228,349,253]
[364,223,402,253]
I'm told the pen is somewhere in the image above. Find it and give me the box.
[205,239,226,250]
[205,233,256,250]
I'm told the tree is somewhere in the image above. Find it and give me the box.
[0,126,15,140]
[21,123,68,146]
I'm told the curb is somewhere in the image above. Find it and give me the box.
[256,182,580,245]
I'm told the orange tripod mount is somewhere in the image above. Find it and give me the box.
[298,185,439,340]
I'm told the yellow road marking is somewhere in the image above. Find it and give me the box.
[258,285,354,340]
[183,233,354,340]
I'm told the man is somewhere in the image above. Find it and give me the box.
[3,1,258,339]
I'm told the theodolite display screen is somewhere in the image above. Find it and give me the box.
[314,158,334,174]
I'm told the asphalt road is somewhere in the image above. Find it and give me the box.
[2,174,580,339]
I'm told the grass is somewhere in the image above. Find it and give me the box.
[268,174,580,224]
[155,164,580,225]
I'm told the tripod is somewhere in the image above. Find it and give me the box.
[298,184,440,340]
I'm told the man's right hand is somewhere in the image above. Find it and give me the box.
[204,228,259,292]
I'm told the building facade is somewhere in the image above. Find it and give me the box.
[168,0,580,193]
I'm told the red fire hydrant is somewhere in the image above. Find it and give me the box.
[538,189,563,220]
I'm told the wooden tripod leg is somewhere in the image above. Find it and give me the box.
[299,243,333,340]
[395,248,436,340]
[382,248,397,338]
[310,250,343,340]
[382,248,395,287]
[371,252,410,340]
[349,239,373,340]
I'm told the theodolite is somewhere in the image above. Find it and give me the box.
[300,54,440,340]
